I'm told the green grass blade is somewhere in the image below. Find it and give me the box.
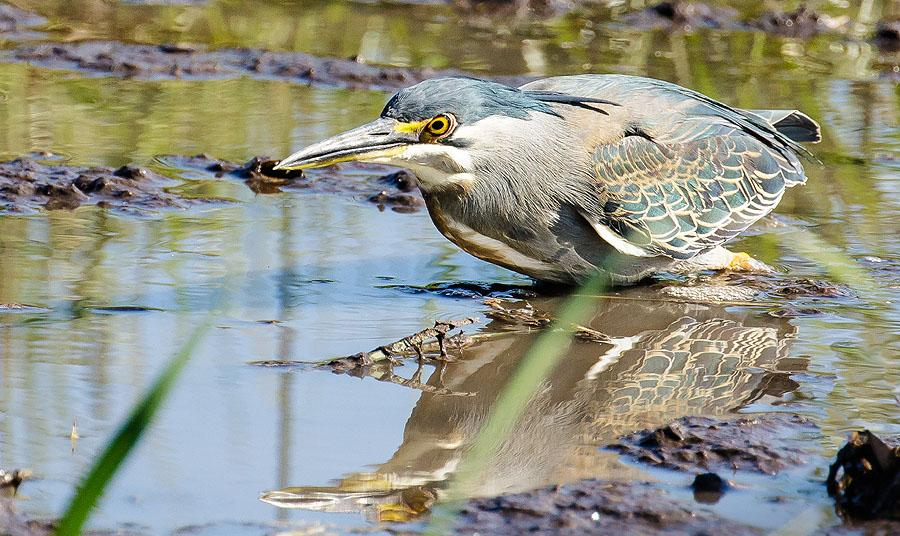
[782,227,878,296]
[426,275,606,535]
[55,314,215,536]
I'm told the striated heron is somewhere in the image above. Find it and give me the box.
[276,75,820,285]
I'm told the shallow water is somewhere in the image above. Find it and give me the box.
[0,0,898,534]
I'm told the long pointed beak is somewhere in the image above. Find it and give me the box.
[274,117,419,171]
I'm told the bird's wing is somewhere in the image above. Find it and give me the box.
[589,132,804,259]
[521,75,815,260]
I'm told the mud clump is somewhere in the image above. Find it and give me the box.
[609,414,815,474]
[161,153,425,212]
[0,3,45,34]
[377,170,417,193]
[230,156,304,194]
[691,472,729,504]
[456,480,755,535]
[0,469,29,497]
[456,415,821,534]
[368,190,424,213]
[622,1,738,30]
[9,41,471,91]
[369,170,424,212]
[875,19,900,52]
[827,430,900,521]
[0,157,212,214]
[384,281,538,300]
[454,0,580,19]
[752,5,846,39]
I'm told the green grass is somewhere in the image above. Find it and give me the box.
[55,313,216,536]
[782,227,878,297]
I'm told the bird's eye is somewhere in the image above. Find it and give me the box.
[421,114,455,141]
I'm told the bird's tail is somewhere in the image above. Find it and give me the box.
[744,109,821,143]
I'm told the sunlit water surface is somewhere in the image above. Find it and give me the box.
[0,1,898,534]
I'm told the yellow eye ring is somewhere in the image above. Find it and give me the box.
[422,114,455,141]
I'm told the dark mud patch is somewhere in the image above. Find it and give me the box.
[6,40,527,91]
[655,271,857,312]
[875,19,900,52]
[617,1,851,38]
[453,0,588,19]
[827,431,900,521]
[0,153,428,215]
[0,499,52,536]
[456,479,755,535]
[88,305,164,314]
[381,280,539,300]
[0,469,29,497]
[621,1,738,31]
[160,154,424,212]
[608,414,816,475]
[454,415,900,535]
[751,5,848,39]
[0,157,222,214]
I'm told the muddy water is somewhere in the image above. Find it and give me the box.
[0,0,898,534]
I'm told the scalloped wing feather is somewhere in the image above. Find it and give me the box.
[592,134,805,259]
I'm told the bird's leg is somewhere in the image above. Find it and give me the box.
[727,251,773,272]
[406,340,425,384]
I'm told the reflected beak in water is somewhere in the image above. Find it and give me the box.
[274,117,421,171]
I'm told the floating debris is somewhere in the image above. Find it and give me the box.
[70,418,79,454]
[247,359,308,368]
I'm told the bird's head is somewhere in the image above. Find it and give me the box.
[275,77,616,189]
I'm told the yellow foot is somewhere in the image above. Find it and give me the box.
[727,252,773,272]
[376,502,422,523]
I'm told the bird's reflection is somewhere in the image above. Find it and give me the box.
[262,289,805,522]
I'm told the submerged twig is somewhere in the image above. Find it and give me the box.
[361,364,475,397]
[485,298,612,344]
[483,298,551,328]
[315,297,620,374]
[318,318,479,371]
